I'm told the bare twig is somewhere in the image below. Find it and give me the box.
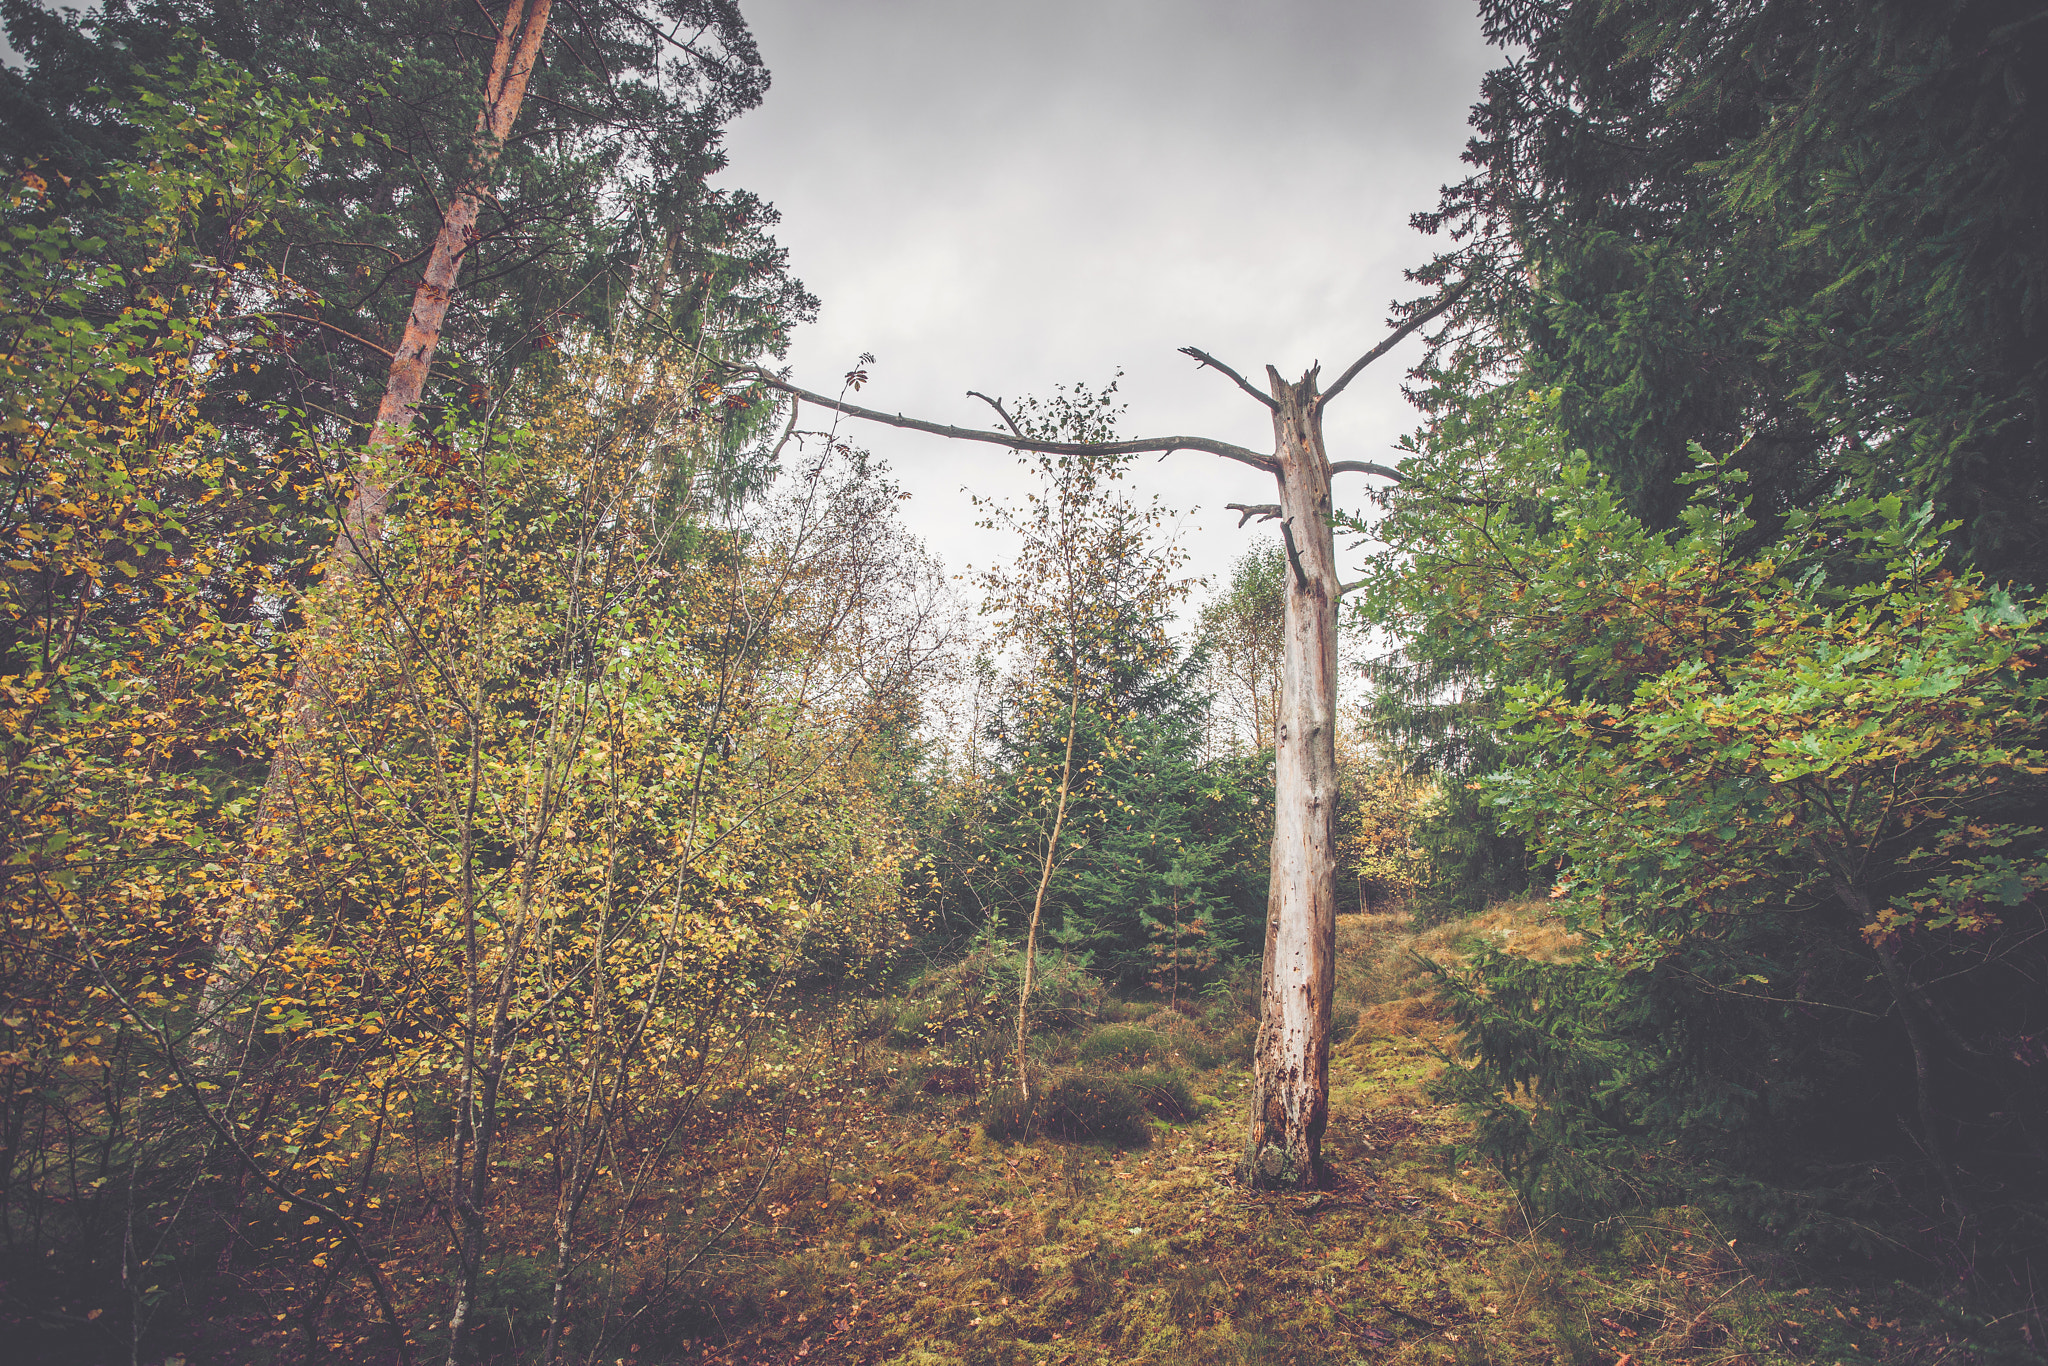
[256,311,399,359]
[1178,346,1279,412]
[1227,502,1282,527]
[1378,1301,1447,1331]
[1319,284,1468,408]
[965,390,1025,438]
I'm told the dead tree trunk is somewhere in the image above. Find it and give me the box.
[733,288,1457,1189]
[196,0,554,1062]
[1245,367,1342,1188]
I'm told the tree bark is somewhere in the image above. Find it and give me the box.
[1242,368,1342,1189]
[196,0,554,1061]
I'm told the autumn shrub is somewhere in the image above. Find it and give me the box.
[1428,456,2048,1254]
[0,71,342,1361]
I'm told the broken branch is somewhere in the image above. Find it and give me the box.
[1227,502,1283,527]
[728,370,1279,474]
[1328,459,1407,481]
[1178,346,1280,411]
[1279,518,1311,590]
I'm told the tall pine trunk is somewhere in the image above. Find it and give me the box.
[197,0,554,1060]
[1243,367,1341,1189]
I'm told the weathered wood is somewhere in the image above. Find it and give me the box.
[1242,366,1342,1189]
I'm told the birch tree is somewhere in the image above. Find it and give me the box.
[969,383,1187,1099]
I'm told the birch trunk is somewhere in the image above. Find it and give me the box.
[1015,678,1082,1103]
[196,0,554,1061]
[1243,367,1341,1189]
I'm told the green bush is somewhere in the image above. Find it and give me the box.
[1169,1030,1225,1071]
[1044,1071,1150,1145]
[1222,1018,1258,1064]
[1075,1024,1168,1069]
[981,1070,1151,1147]
[1126,1067,1201,1121]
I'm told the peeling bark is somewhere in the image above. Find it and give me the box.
[1241,369,1342,1189]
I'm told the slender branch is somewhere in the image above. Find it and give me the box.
[1227,502,1282,527]
[1319,283,1468,409]
[257,312,399,360]
[671,1137,789,1276]
[1017,675,1083,1104]
[768,396,800,465]
[727,370,1279,474]
[1328,460,1407,481]
[1278,518,1311,590]
[965,390,1025,438]
[1338,578,1367,597]
[1178,346,1279,412]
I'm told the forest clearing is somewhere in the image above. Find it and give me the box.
[3,1,2044,1364]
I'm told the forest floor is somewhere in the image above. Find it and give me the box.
[617,907,1960,1366]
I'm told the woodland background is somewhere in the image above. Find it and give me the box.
[0,1,2044,1364]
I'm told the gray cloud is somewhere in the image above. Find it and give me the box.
[717,0,1499,606]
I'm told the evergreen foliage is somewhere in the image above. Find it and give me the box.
[1406,436,2048,1258]
[911,386,1271,988]
[1353,383,1553,917]
[0,0,814,449]
[1409,0,2048,582]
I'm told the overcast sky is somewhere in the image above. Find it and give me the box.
[716,0,1501,622]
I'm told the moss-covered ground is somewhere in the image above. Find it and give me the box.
[628,908,1972,1366]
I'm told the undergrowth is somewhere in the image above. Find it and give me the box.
[628,903,2031,1366]
[160,903,2039,1364]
